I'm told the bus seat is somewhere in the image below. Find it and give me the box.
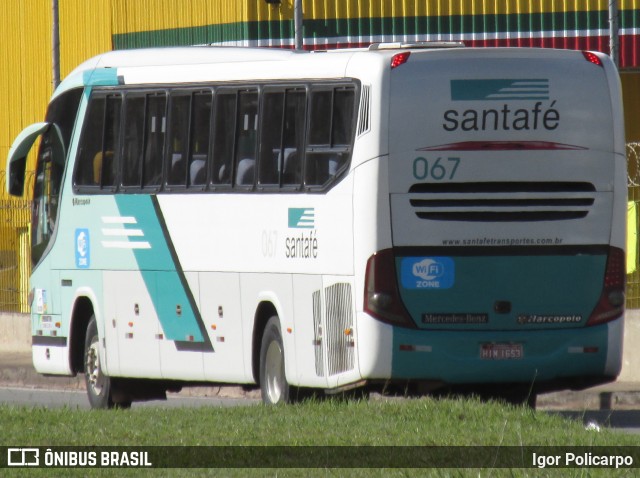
[282,149,300,184]
[217,163,229,183]
[93,150,114,186]
[169,153,185,184]
[328,156,338,176]
[282,148,297,170]
[236,158,255,185]
[190,155,207,185]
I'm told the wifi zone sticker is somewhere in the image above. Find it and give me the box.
[400,257,455,289]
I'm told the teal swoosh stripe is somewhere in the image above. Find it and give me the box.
[83,68,120,86]
[114,195,213,351]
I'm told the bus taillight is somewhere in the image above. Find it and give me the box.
[364,249,416,328]
[587,246,625,326]
[391,52,411,69]
[582,51,603,67]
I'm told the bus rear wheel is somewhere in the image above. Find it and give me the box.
[84,316,130,409]
[259,316,290,405]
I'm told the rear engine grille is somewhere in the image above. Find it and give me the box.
[408,182,596,222]
[325,283,355,376]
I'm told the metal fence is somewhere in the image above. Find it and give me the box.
[627,143,640,308]
[0,171,32,313]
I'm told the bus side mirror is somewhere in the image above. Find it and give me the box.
[5,122,50,197]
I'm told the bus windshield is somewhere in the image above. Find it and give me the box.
[31,89,82,267]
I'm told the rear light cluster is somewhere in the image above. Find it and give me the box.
[587,246,626,326]
[364,249,416,328]
[365,247,624,328]
[391,52,411,69]
[582,51,603,67]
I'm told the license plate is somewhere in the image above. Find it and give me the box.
[480,343,523,360]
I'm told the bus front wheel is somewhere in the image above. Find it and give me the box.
[259,316,290,405]
[84,316,130,409]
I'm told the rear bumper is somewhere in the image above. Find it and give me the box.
[356,312,623,391]
[390,316,623,387]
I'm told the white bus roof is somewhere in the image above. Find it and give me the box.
[57,43,463,95]
[71,41,464,73]
[58,46,358,96]
[54,44,609,99]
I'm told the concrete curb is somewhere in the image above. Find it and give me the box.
[0,351,84,390]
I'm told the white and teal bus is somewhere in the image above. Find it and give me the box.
[6,44,626,408]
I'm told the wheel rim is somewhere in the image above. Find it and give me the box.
[86,339,104,397]
[264,339,285,404]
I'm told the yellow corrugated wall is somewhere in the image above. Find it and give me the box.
[0,2,52,312]
[0,1,114,312]
[2,0,640,311]
[0,1,253,180]
[59,0,113,77]
[0,2,51,169]
[3,0,640,176]
[110,0,246,36]
[1,1,113,177]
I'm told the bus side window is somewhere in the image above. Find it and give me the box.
[212,92,235,186]
[259,91,285,186]
[259,88,305,188]
[308,90,332,146]
[75,94,121,190]
[234,90,258,187]
[332,88,355,147]
[121,95,145,188]
[100,95,122,188]
[189,91,212,187]
[305,86,354,187]
[75,96,106,186]
[142,94,166,188]
[167,93,191,187]
[282,90,305,187]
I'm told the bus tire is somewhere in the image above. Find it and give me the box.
[259,316,290,405]
[84,316,128,409]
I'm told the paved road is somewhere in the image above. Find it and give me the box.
[0,386,259,409]
[550,410,640,435]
